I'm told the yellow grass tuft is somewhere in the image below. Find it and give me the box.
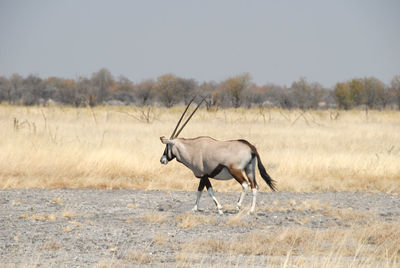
[225,210,250,227]
[176,212,217,228]
[47,213,57,221]
[127,250,153,264]
[126,203,139,208]
[62,226,73,233]
[62,210,77,219]
[1,105,399,192]
[50,197,63,206]
[152,233,167,246]
[143,212,169,223]
[41,241,61,251]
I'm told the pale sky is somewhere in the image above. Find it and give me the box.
[0,0,399,87]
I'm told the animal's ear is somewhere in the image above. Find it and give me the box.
[160,136,174,145]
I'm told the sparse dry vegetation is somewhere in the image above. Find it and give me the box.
[1,105,399,193]
[176,212,217,228]
[143,212,169,223]
[179,222,400,266]
[126,250,153,264]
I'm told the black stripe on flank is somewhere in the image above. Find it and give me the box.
[208,164,226,178]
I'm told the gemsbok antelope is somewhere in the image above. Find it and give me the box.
[160,97,276,214]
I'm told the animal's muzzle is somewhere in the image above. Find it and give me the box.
[160,155,168,165]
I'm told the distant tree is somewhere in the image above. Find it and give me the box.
[0,76,11,103]
[219,73,251,108]
[334,82,352,109]
[50,78,81,106]
[199,81,219,110]
[262,84,293,109]
[334,77,390,109]
[156,74,184,107]
[348,78,365,107]
[391,75,400,109]
[76,76,94,106]
[134,79,156,106]
[109,75,135,104]
[8,74,24,103]
[363,77,386,109]
[179,78,198,105]
[91,68,115,103]
[21,74,44,105]
[290,77,323,109]
[242,84,266,108]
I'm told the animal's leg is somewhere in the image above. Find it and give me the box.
[245,158,258,214]
[237,182,248,210]
[249,188,258,214]
[192,177,207,212]
[228,168,250,211]
[203,177,223,215]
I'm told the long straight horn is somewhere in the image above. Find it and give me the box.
[170,96,196,139]
[174,96,206,138]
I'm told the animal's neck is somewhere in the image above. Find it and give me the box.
[174,141,193,166]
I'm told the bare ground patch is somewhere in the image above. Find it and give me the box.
[0,189,399,267]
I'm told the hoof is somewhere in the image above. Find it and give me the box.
[248,209,255,215]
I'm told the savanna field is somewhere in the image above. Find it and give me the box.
[1,105,399,192]
[1,105,400,267]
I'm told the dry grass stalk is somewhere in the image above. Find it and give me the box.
[152,233,167,246]
[225,210,250,227]
[127,250,153,264]
[143,212,169,223]
[41,241,61,251]
[176,212,217,228]
[62,210,75,219]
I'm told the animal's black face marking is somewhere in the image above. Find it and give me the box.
[160,144,175,164]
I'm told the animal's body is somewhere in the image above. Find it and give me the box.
[166,137,252,179]
[160,97,276,214]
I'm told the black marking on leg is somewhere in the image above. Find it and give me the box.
[198,177,207,191]
[201,176,212,190]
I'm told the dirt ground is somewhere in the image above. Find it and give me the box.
[0,189,399,267]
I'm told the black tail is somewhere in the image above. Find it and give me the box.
[256,154,277,191]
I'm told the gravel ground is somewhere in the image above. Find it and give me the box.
[0,189,399,267]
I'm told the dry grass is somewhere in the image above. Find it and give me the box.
[1,105,400,192]
[126,250,153,264]
[62,209,78,219]
[143,212,169,223]
[224,210,250,227]
[178,222,400,266]
[176,212,217,228]
[41,241,61,251]
[152,233,167,246]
